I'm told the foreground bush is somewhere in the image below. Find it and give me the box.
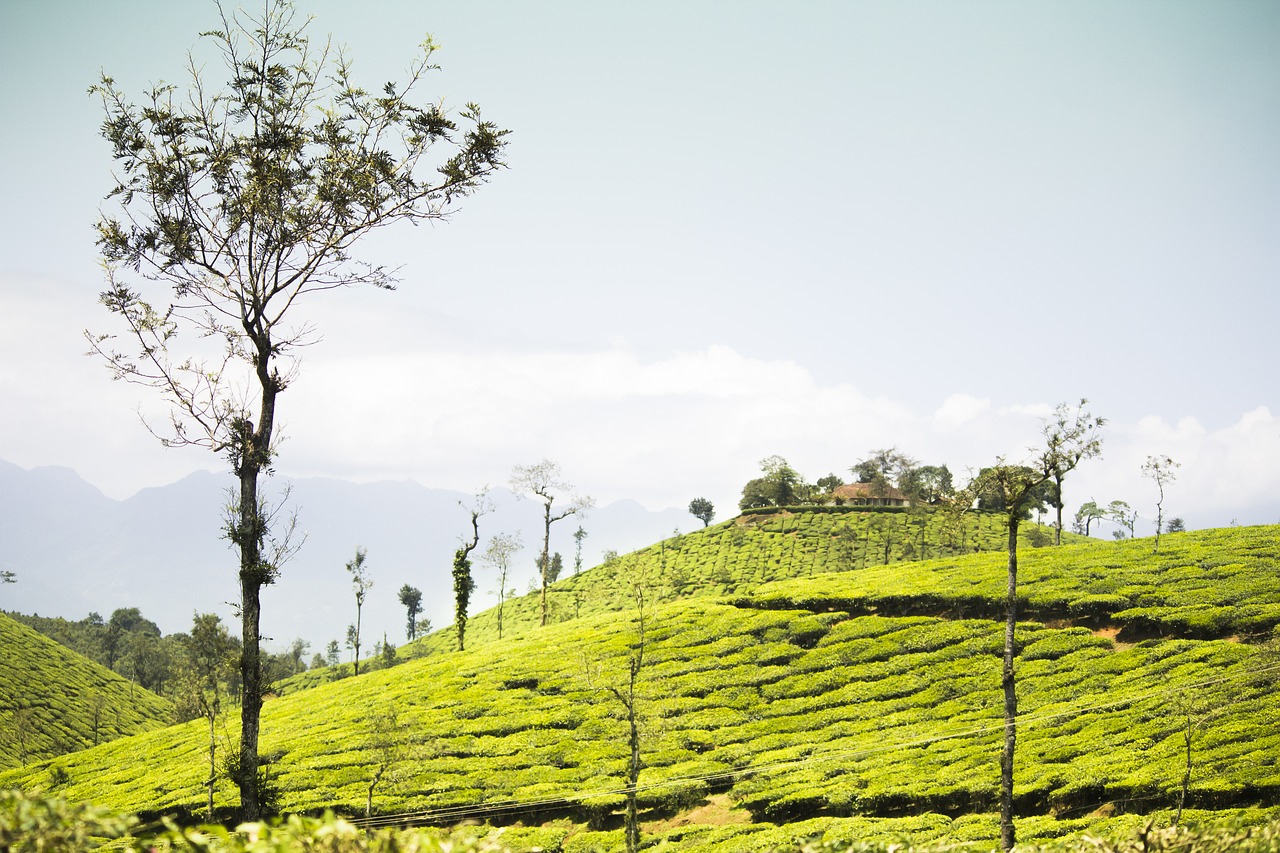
[776,818,1280,852]
[5,790,1280,852]
[0,789,512,852]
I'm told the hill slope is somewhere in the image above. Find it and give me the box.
[0,613,174,770]
[404,506,1083,658]
[2,521,1277,850]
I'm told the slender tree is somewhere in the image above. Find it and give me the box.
[85,0,506,819]
[510,460,594,626]
[452,489,492,651]
[595,563,653,853]
[397,585,423,642]
[1108,500,1138,538]
[346,548,372,676]
[365,703,406,818]
[1142,455,1181,553]
[573,525,588,575]
[953,401,1103,852]
[1043,400,1104,544]
[177,612,238,821]
[482,532,522,640]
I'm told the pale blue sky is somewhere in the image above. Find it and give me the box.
[1,0,1278,529]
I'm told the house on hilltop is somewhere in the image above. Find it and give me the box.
[831,482,911,507]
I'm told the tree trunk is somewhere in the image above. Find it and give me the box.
[207,712,217,821]
[354,603,362,676]
[1000,516,1019,852]
[1054,474,1064,545]
[366,766,384,818]
[235,360,277,822]
[625,671,641,853]
[1175,708,1192,826]
[540,503,552,627]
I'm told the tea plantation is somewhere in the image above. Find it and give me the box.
[2,514,1278,851]
[0,613,174,770]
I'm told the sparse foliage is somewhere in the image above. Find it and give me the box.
[1142,455,1181,552]
[1108,500,1138,538]
[84,0,506,820]
[452,489,492,651]
[175,613,238,820]
[510,460,594,627]
[345,548,371,676]
[365,704,407,818]
[951,400,1103,852]
[482,532,522,640]
[573,526,588,575]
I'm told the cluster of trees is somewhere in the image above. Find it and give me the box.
[5,608,312,704]
[735,450,956,512]
[1071,457,1184,545]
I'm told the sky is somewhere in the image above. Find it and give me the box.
[1,0,1279,539]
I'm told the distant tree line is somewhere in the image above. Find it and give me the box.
[6,608,312,711]
[736,449,956,512]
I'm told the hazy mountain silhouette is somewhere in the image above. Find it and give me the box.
[0,459,689,653]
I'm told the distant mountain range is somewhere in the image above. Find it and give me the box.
[0,458,689,654]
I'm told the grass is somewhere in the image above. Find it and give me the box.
[0,613,173,770]
[2,515,1278,850]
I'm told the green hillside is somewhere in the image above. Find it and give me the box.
[1,518,1277,851]
[416,507,1086,660]
[0,613,174,770]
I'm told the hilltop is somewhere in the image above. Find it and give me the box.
[0,613,174,770]
[1,514,1277,850]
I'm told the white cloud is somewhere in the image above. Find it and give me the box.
[933,393,989,429]
[4,293,1277,534]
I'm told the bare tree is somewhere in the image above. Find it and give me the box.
[590,562,654,853]
[346,548,372,676]
[452,489,493,651]
[482,532,523,640]
[510,460,594,626]
[952,401,1103,852]
[84,0,506,819]
[1142,455,1181,553]
[365,703,406,818]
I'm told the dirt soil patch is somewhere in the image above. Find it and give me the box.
[1091,625,1135,651]
[644,795,752,832]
